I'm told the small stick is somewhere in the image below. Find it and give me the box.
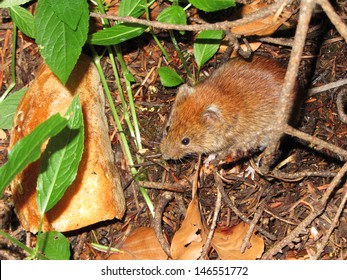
[308,78,347,96]
[241,187,272,253]
[151,191,174,257]
[336,88,347,124]
[199,184,222,260]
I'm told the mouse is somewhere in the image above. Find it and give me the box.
[160,55,297,161]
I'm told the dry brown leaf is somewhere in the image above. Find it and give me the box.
[170,196,208,260]
[231,0,293,36]
[107,227,168,260]
[211,222,264,260]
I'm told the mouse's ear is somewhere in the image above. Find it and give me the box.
[202,104,221,124]
[174,84,195,106]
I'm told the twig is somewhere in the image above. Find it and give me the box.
[336,88,347,124]
[259,37,294,47]
[264,209,299,226]
[284,124,347,160]
[216,173,277,241]
[89,0,294,32]
[308,78,347,96]
[141,180,191,192]
[199,184,222,260]
[151,191,174,257]
[262,161,347,259]
[313,182,347,259]
[218,172,257,188]
[241,187,272,253]
[271,170,338,181]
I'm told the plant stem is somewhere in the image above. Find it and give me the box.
[169,30,192,78]
[91,49,134,170]
[0,230,49,260]
[93,0,154,217]
[91,47,154,216]
[145,0,170,60]
[107,47,137,145]
[0,24,17,102]
[112,44,143,152]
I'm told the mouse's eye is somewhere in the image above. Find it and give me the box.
[181,137,190,146]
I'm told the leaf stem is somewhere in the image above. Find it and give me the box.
[169,30,192,78]
[0,24,17,102]
[145,0,170,60]
[112,44,143,153]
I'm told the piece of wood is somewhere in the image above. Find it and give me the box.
[10,54,125,233]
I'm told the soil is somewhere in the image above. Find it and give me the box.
[0,1,346,260]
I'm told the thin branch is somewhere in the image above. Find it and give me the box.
[259,37,294,47]
[241,187,272,253]
[271,170,338,181]
[336,88,347,124]
[89,0,294,32]
[151,191,174,258]
[141,180,191,192]
[308,78,347,96]
[284,124,347,160]
[199,185,222,260]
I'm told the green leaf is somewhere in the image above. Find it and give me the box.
[188,0,236,12]
[9,6,35,38]
[37,95,84,214]
[0,114,68,196]
[118,0,145,18]
[35,0,89,84]
[47,0,84,30]
[0,0,31,8]
[0,87,26,129]
[158,67,183,87]
[157,6,186,25]
[89,23,146,46]
[194,30,224,70]
[37,231,70,260]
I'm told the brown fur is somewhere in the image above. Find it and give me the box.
[160,55,296,160]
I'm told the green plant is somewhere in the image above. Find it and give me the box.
[0,95,84,259]
[0,0,236,259]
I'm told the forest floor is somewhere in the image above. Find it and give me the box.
[0,1,346,260]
